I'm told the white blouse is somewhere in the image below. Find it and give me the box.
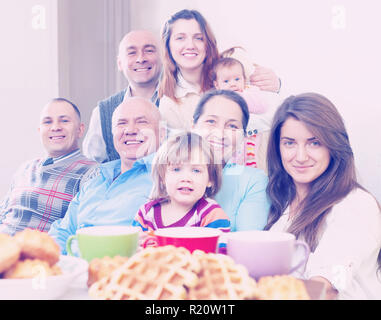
[158,73,201,132]
[270,188,381,299]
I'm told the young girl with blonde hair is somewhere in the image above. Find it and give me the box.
[134,132,230,233]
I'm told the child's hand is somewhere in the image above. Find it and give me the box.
[138,230,155,250]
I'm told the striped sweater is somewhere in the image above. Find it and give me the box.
[0,150,97,235]
[134,197,230,233]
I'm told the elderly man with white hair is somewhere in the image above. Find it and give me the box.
[49,97,165,253]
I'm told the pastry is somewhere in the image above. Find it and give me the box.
[256,275,310,300]
[3,258,62,279]
[187,250,258,299]
[89,245,201,300]
[87,255,129,287]
[0,233,21,274]
[14,229,60,266]
[87,245,310,300]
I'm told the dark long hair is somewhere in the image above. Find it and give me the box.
[158,9,219,102]
[265,93,367,252]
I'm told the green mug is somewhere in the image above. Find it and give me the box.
[66,225,140,262]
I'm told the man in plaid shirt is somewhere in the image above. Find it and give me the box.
[0,98,97,235]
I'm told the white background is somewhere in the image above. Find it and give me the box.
[0,0,380,202]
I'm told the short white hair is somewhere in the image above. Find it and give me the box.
[111,97,161,135]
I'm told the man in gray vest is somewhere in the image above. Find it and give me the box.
[83,30,162,163]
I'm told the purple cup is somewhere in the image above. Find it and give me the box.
[226,230,309,279]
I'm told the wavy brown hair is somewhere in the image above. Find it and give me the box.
[158,9,219,102]
[265,93,381,266]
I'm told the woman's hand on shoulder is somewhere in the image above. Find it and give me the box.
[249,65,281,93]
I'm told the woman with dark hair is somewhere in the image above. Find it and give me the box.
[192,89,270,232]
[158,9,280,132]
[266,92,381,299]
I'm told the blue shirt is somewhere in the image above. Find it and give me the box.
[214,162,270,232]
[48,156,153,254]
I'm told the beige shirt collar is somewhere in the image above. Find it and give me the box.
[175,72,201,98]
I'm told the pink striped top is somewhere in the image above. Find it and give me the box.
[134,197,230,233]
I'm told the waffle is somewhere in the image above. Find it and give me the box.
[88,246,310,300]
[187,250,258,300]
[88,245,201,300]
[87,255,129,287]
[255,275,310,300]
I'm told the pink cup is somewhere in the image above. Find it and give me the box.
[142,227,222,253]
[226,230,310,279]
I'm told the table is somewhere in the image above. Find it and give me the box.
[60,273,89,300]
[60,274,327,300]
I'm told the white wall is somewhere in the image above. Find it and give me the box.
[0,0,58,196]
[130,0,381,202]
[57,0,130,138]
[0,0,130,197]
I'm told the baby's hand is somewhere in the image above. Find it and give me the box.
[138,230,155,251]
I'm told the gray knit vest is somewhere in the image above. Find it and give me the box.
[99,88,160,163]
[99,89,127,162]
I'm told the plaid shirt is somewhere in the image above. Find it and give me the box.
[0,149,97,235]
